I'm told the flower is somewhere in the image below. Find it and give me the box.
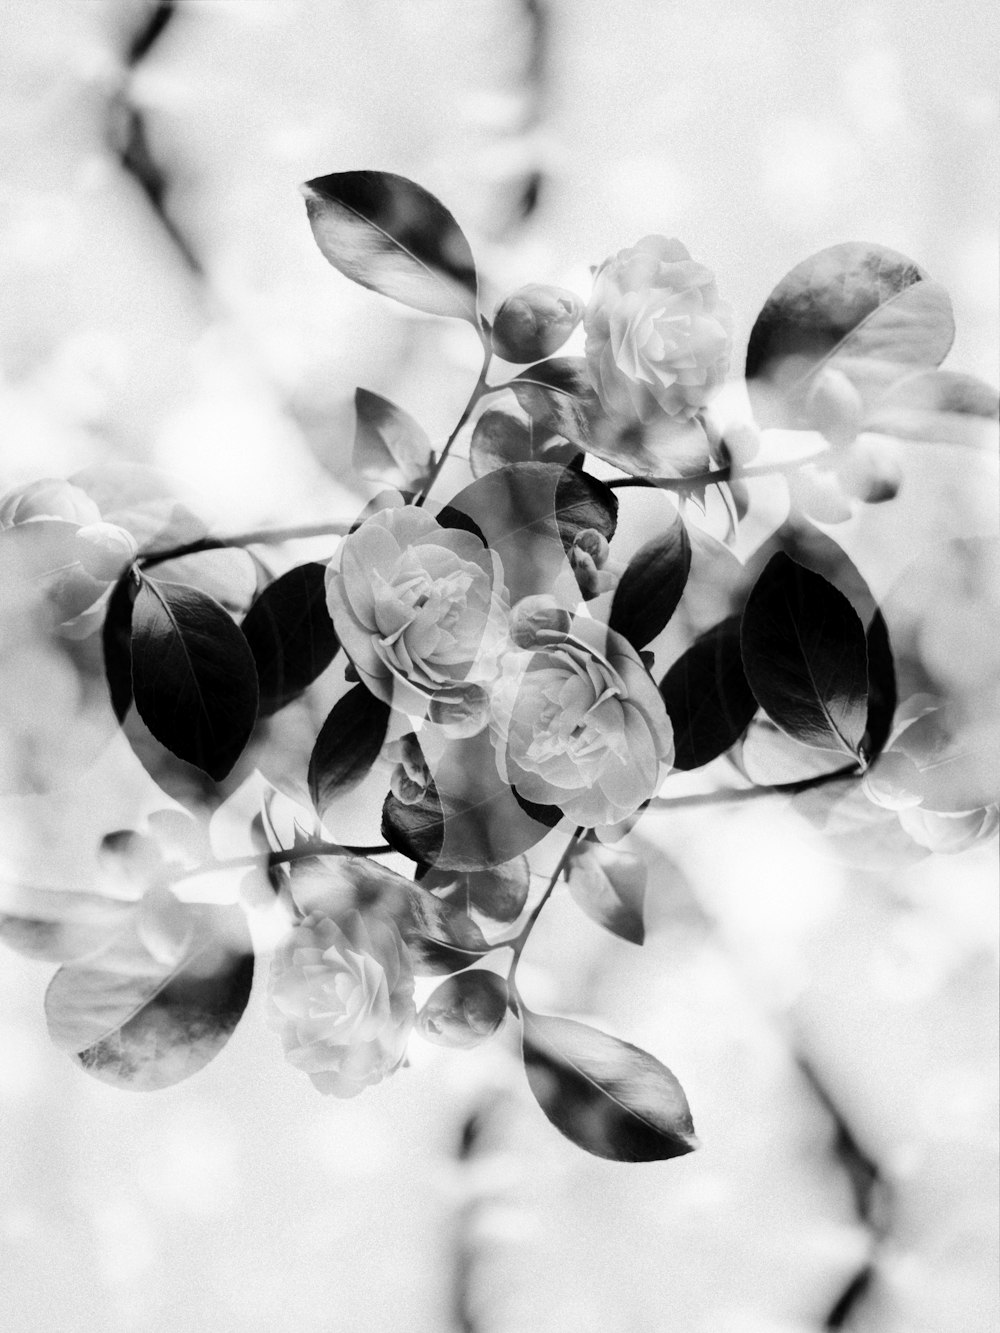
[584,236,732,424]
[268,907,415,1097]
[0,478,101,528]
[326,504,509,714]
[489,610,673,826]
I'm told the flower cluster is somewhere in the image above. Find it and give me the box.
[2,168,992,1165]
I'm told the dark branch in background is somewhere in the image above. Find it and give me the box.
[108,0,203,277]
[451,1110,485,1333]
[515,0,549,222]
[796,1057,892,1330]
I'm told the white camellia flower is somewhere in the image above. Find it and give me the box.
[489,609,674,828]
[584,235,732,424]
[325,503,509,716]
[268,908,415,1098]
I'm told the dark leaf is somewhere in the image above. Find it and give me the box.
[864,611,896,760]
[566,843,646,945]
[352,387,435,490]
[421,856,531,924]
[659,617,758,770]
[241,562,339,717]
[746,243,955,429]
[609,510,692,649]
[418,971,508,1048]
[469,409,534,477]
[103,569,140,722]
[521,1010,698,1162]
[130,576,259,781]
[740,553,869,759]
[308,683,391,815]
[45,900,253,1091]
[302,170,479,323]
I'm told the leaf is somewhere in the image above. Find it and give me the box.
[444,461,617,604]
[45,900,253,1091]
[353,387,435,490]
[417,971,508,1048]
[510,358,711,480]
[0,884,135,964]
[420,856,530,924]
[566,843,646,945]
[308,683,391,814]
[286,856,489,976]
[130,575,259,781]
[609,510,691,649]
[746,243,955,429]
[469,410,535,477]
[240,562,339,717]
[740,553,869,759]
[659,617,758,771]
[302,170,479,323]
[863,368,1000,448]
[520,1011,697,1162]
[102,569,140,722]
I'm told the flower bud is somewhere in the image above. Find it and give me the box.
[862,751,924,810]
[73,522,139,580]
[898,803,999,853]
[428,683,490,739]
[0,478,101,528]
[805,367,864,448]
[836,436,902,504]
[509,594,573,648]
[491,284,582,363]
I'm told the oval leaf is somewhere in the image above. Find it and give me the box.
[444,461,617,604]
[521,1011,697,1162]
[609,511,691,649]
[469,409,535,477]
[420,857,531,924]
[746,243,955,429]
[566,843,646,945]
[740,553,869,759]
[241,562,339,717]
[130,575,259,781]
[659,617,758,770]
[417,971,508,1048]
[353,387,435,490]
[864,368,1000,448]
[511,357,711,480]
[302,170,479,323]
[308,683,391,814]
[45,900,253,1091]
[0,884,135,964]
[102,568,140,722]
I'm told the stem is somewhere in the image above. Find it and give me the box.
[651,765,858,810]
[140,522,351,570]
[172,839,392,882]
[607,454,826,495]
[414,341,493,508]
[507,826,586,999]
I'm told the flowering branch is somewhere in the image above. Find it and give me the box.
[413,339,494,508]
[606,453,828,495]
[507,826,587,1003]
[172,839,393,883]
[651,765,859,810]
[140,521,351,571]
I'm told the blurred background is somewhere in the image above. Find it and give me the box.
[0,2,997,1330]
